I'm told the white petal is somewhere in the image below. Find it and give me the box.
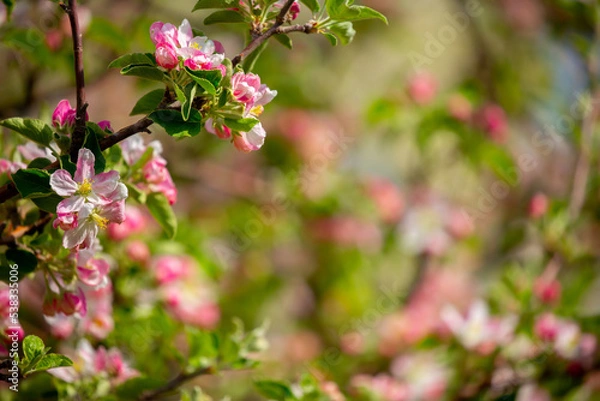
[50,170,78,196]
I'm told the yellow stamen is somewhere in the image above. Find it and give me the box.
[91,213,109,230]
[251,105,264,116]
[77,179,93,196]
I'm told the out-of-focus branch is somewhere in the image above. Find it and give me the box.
[60,0,87,162]
[232,0,317,67]
[137,367,214,401]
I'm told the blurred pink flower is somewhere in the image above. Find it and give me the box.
[365,178,405,224]
[391,352,448,401]
[310,216,382,252]
[351,374,408,401]
[477,104,508,143]
[17,142,56,162]
[0,159,25,177]
[107,205,148,241]
[126,240,151,264]
[516,384,551,401]
[407,73,437,106]
[533,276,561,304]
[529,192,549,219]
[152,255,193,284]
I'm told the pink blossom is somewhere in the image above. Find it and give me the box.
[62,201,126,249]
[231,72,277,112]
[477,104,508,143]
[273,0,301,20]
[533,277,561,304]
[98,120,113,132]
[126,240,150,264]
[107,205,148,240]
[152,255,193,284]
[76,250,110,288]
[205,118,232,139]
[233,122,268,152]
[52,99,77,130]
[516,384,551,401]
[351,374,408,401]
[17,142,56,162]
[51,148,127,211]
[529,192,549,219]
[365,178,404,224]
[534,313,562,342]
[391,352,448,401]
[0,159,25,176]
[407,73,437,105]
[155,44,179,69]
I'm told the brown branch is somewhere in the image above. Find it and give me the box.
[60,0,87,162]
[0,212,52,246]
[232,0,317,67]
[137,367,214,401]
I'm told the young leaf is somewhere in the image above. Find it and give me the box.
[108,52,156,69]
[185,68,223,89]
[130,89,165,116]
[23,335,46,363]
[300,0,320,13]
[182,84,198,121]
[328,22,356,45]
[31,194,63,214]
[146,193,177,238]
[26,354,73,375]
[11,169,53,198]
[4,249,38,282]
[59,155,77,176]
[274,34,293,50]
[204,10,246,25]
[27,158,53,169]
[121,66,166,82]
[325,0,387,24]
[0,118,53,147]
[149,109,203,138]
[254,380,296,400]
[190,77,216,96]
[125,183,147,204]
[223,117,260,132]
[84,129,106,174]
[193,0,235,10]
[322,32,338,46]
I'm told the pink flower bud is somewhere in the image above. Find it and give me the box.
[534,313,560,342]
[478,104,508,143]
[59,289,87,316]
[533,277,561,304]
[98,120,113,132]
[155,44,179,69]
[529,193,548,219]
[52,99,77,130]
[42,294,60,317]
[407,73,437,105]
[152,255,192,284]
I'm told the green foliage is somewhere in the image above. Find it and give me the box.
[145,192,178,238]
[204,10,246,25]
[149,109,203,138]
[325,0,388,24]
[0,118,53,147]
[130,89,165,116]
[223,117,260,132]
[11,169,53,198]
[193,0,236,11]
[4,249,37,281]
[84,127,107,174]
[299,0,320,13]
[20,335,72,377]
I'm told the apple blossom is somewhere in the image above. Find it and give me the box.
[107,205,148,241]
[407,72,438,105]
[233,122,268,152]
[273,0,301,20]
[52,99,77,130]
[231,72,278,112]
[17,142,57,162]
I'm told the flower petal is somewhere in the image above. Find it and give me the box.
[50,170,78,196]
[74,149,95,183]
[92,170,119,196]
[56,196,85,214]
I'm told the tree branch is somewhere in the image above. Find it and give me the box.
[137,367,214,401]
[60,0,87,162]
[232,0,316,67]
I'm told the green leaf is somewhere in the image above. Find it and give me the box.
[27,354,73,374]
[300,0,320,13]
[11,169,53,198]
[224,117,259,132]
[193,0,235,10]
[27,158,53,169]
[185,68,223,89]
[31,194,63,214]
[326,0,387,23]
[59,155,77,176]
[130,89,165,116]
[274,34,293,49]
[148,109,202,138]
[328,22,356,45]
[254,380,295,400]
[121,66,165,82]
[23,335,45,363]
[190,77,216,97]
[146,193,177,238]
[0,118,53,147]
[125,183,146,204]
[84,129,106,174]
[108,53,156,69]
[182,84,198,121]
[204,10,246,25]
[322,32,338,46]
[4,249,38,282]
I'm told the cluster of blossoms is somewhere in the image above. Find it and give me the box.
[150,19,225,73]
[534,313,596,361]
[150,255,220,329]
[206,71,277,152]
[120,135,177,205]
[50,339,137,388]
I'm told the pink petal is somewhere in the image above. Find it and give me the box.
[56,196,85,214]
[50,170,78,196]
[101,201,126,224]
[92,170,119,196]
[74,149,95,183]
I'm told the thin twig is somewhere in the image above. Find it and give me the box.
[232,0,316,67]
[137,367,213,401]
[60,0,87,162]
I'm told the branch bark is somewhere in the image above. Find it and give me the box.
[232,0,316,67]
[60,0,87,162]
